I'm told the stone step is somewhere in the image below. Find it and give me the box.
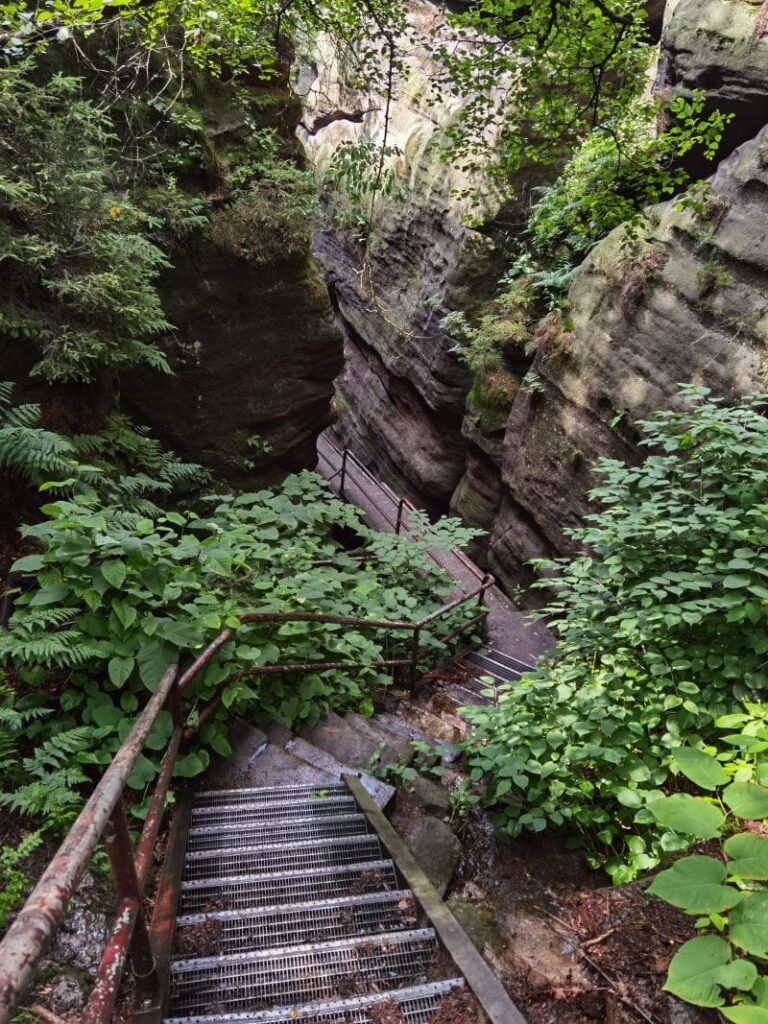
[285,736,395,809]
[344,712,416,765]
[372,712,461,763]
[304,711,385,771]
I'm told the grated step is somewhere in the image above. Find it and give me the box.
[190,794,357,826]
[186,813,370,852]
[193,783,349,808]
[183,834,384,881]
[179,860,399,915]
[465,650,533,681]
[164,979,465,1024]
[169,929,439,1017]
[174,890,420,955]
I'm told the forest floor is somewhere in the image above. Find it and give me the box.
[449,807,714,1024]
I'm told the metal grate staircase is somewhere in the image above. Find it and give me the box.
[165,781,468,1023]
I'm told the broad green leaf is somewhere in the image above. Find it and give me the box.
[101,560,127,589]
[211,733,232,757]
[724,783,768,820]
[648,794,725,839]
[127,753,157,790]
[10,554,45,573]
[92,702,122,728]
[672,747,729,790]
[108,655,135,688]
[663,935,757,1006]
[724,833,768,880]
[648,856,742,914]
[174,750,210,778]
[137,638,176,690]
[722,1008,768,1023]
[730,893,768,958]
[29,583,70,606]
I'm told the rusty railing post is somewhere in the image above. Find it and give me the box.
[339,448,348,498]
[105,799,159,1009]
[409,627,421,694]
[395,497,406,535]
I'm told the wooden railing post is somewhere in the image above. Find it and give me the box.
[395,497,406,535]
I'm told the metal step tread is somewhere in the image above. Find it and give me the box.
[467,649,534,678]
[183,833,384,881]
[191,795,357,824]
[163,978,465,1024]
[179,860,399,915]
[174,890,419,955]
[187,813,370,851]
[193,783,348,807]
[172,926,437,971]
[168,928,440,1016]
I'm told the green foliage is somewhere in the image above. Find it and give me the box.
[0,382,206,515]
[210,161,316,263]
[648,730,768,1016]
[0,472,481,818]
[0,63,172,382]
[441,279,532,419]
[527,94,732,264]
[322,140,407,241]
[0,829,43,927]
[463,388,768,881]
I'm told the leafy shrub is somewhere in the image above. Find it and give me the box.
[0,382,207,515]
[648,715,768,1017]
[1,472,481,816]
[209,163,316,263]
[441,278,533,420]
[464,388,768,881]
[0,830,43,928]
[528,93,731,263]
[0,62,172,382]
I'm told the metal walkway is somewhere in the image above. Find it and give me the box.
[316,432,553,667]
[163,778,525,1024]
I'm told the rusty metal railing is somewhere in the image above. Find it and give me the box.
[317,435,486,586]
[0,574,493,1024]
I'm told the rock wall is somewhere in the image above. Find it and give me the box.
[295,4,529,510]
[488,124,768,594]
[303,0,768,598]
[657,0,768,173]
[124,246,341,484]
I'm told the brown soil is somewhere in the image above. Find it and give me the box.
[432,988,484,1024]
[454,811,718,1024]
[369,999,405,1024]
[174,899,224,957]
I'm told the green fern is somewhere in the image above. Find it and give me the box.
[0,383,77,482]
[0,383,207,510]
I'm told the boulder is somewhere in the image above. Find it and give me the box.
[389,810,462,896]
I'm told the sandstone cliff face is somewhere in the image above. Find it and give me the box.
[658,0,768,170]
[124,249,342,484]
[487,126,768,594]
[295,4,517,510]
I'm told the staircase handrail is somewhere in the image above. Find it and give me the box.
[0,572,494,1024]
[319,434,487,585]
